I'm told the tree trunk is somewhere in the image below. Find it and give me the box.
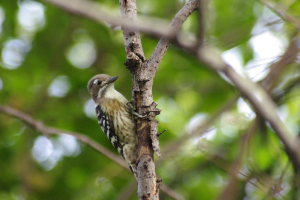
[119,0,162,199]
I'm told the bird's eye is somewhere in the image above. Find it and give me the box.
[93,79,102,86]
[96,80,102,86]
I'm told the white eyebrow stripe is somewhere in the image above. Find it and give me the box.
[93,79,98,84]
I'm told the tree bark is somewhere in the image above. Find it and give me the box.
[119,1,200,199]
[119,1,161,199]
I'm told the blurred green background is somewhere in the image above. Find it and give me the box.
[1,0,300,199]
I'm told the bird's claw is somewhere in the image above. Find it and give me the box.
[127,102,147,119]
[132,111,147,119]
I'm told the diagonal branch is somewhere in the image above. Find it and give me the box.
[159,95,239,162]
[258,0,300,30]
[38,0,174,39]
[218,121,257,200]
[148,0,199,75]
[0,105,128,169]
[261,34,300,92]
[0,105,183,200]
[197,46,300,168]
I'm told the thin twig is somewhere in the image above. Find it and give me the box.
[113,180,137,200]
[258,0,300,30]
[159,95,239,162]
[197,0,205,46]
[218,121,257,200]
[261,34,300,92]
[161,185,185,200]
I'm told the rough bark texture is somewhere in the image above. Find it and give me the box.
[137,156,161,200]
[119,1,199,199]
[119,1,160,199]
[119,0,145,61]
[148,0,199,74]
[118,1,201,199]
[124,52,161,200]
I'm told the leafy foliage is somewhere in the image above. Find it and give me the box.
[0,0,300,199]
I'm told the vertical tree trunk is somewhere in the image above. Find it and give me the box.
[119,0,162,199]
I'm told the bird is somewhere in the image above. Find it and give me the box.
[87,74,138,176]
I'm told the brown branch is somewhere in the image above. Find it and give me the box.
[38,0,175,39]
[119,0,145,60]
[197,46,300,168]
[36,0,300,192]
[120,1,200,199]
[119,0,159,199]
[35,0,199,198]
[197,0,205,46]
[0,105,128,169]
[0,105,183,200]
[148,0,199,75]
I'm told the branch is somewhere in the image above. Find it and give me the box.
[197,0,205,46]
[258,0,300,30]
[120,1,200,199]
[0,105,128,169]
[148,0,199,75]
[197,46,300,168]
[261,35,300,92]
[119,0,145,60]
[38,0,175,39]
[0,105,183,200]
[119,1,162,198]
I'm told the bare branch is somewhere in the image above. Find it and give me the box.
[114,181,186,200]
[121,1,199,198]
[262,35,300,92]
[148,0,199,75]
[0,105,183,200]
[259,0,300,30]
[197,46,300,168]
[39,0,174,39]
[119,0,145,59]
[0,105,128,169]
[118,1,160,199]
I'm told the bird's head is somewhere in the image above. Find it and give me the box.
[87,74,118,100]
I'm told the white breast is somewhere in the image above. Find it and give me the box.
[103,84,128,104]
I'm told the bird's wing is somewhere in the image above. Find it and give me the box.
[95,105,124,159]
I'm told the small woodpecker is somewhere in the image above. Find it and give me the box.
[87,74,137,175]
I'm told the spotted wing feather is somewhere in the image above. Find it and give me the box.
[95,105,124,159]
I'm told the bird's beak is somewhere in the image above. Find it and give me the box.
[107,76,118,84]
